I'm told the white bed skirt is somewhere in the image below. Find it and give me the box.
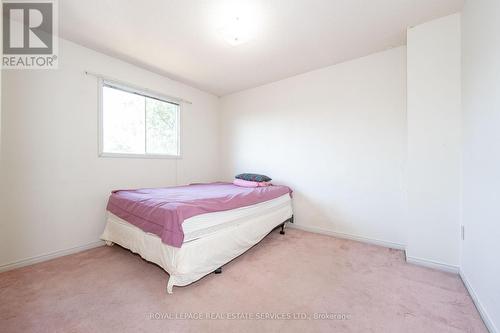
[101,199,293,293]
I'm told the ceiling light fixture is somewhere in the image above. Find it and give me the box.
[219,16,253,46]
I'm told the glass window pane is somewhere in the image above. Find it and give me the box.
[102,86,145,154]
[145,98,179,155]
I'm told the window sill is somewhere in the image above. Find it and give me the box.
[99,152,182,160]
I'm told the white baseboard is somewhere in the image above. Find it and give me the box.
[460,270,498,333]
[288,224,461,274]
[405,255,459,274]
[0,240,105,273]
[288,223,405,250]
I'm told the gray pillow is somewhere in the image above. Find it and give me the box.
[235,173,272,182]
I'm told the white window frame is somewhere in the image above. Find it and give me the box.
[98,78,182,159]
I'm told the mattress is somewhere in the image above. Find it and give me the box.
[101,194,293,293]
[106,183,292,247]
[181,193,291,242]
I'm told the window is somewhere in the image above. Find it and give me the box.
[99,80,181,158]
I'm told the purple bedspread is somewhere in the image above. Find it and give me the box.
[106,182,292,248]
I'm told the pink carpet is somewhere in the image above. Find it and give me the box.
[0,229,487,332]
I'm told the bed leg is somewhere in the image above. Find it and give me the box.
[280,223,285,235]
[214,267,222,274]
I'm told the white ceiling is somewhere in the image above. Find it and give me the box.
[60,0,463,96]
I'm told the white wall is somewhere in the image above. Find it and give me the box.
[0,39,220,268]
[0,6,3,264]
[461,0,500,331]
[220,47,407,247]
[406,14,462,269]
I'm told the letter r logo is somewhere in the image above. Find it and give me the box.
[3,2,53,54]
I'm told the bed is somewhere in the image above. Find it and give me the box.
[100,182,293,293]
